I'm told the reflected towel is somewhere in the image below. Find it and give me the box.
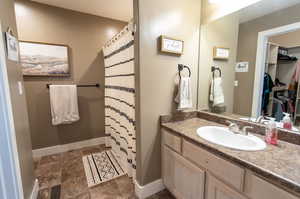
[175,77,193,109]
[210,77,225,106]
[50,85,80,125]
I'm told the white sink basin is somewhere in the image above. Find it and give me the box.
[197,126,266,151]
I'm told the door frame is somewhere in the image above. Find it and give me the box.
[251,21,300,118]
[0,22,24,199]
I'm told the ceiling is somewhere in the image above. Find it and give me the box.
[31,0,133,22]
[239,0,300,23]
[30,0,300,24]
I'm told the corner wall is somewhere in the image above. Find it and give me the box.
[269,29,300,48]
[134,0,201,185]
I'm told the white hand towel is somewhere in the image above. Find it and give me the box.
[210,77,225,106]
[50,85,80,125]
[175,77,193,109]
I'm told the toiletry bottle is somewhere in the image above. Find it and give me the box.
[265,118,278,145]
[282,113,292,130]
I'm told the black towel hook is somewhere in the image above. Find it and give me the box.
[178,64,191,78]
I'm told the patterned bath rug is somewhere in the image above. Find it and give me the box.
[82,150,125,187]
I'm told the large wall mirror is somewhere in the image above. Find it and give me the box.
[198,0,300,133]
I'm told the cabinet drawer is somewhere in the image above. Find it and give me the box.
[162,129,182,153]
[244,171,298,199]
[182,139,244,191]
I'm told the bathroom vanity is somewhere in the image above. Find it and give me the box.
[161,112,300,199]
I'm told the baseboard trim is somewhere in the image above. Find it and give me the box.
[30,179,39,199]
[135,179,165,199]
[32,137,107,158]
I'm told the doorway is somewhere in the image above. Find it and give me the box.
[251,22,300,118]
[0,23,24,199]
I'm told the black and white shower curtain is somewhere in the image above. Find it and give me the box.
[103,23,136,179]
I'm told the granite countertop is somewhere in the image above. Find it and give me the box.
[161,118,300,196]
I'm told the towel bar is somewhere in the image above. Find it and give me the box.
[46,83,100,89]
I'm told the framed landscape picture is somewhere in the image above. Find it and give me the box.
[19,41,70,76]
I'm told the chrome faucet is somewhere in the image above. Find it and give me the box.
[226,121,240,134]
[227,121,253,136]
[256,116,265,124]
[241,126,253,136]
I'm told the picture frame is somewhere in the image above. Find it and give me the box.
[19,41,70,77]
[160,35,184,55]
[213,47,230,60]
[5,32,19,62]
[236,62,249,72]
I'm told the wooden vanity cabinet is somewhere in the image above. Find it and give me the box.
[244,171,298,199]
[182,139,244,191]
[162,145,205,199]
[161,128,298,199]
[163,129,182,153]
[206,174,247,199]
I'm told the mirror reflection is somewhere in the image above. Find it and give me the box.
[198,0,300,133]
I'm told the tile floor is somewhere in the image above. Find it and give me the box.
[34,144,175,199]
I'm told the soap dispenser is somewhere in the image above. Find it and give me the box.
[282,112,292,130]
[265,118,278,145]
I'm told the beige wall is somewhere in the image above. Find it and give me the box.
[15,0,126,149]
[201,0,258,24]
[234,4,300,116]
[134,0,201,185]
[270,30,300,48]
[198,13,239,113]
[0,0,35,198]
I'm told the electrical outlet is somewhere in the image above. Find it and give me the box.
[18,81,23,95]
[234,80,238,87]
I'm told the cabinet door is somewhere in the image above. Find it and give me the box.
[162,146,205,199]
[206,174,247,199]
[244,171,298,199]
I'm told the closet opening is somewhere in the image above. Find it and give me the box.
[253,22,300,131]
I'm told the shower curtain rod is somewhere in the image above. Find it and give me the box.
[46,83,100,89]
[103,20,134,49]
